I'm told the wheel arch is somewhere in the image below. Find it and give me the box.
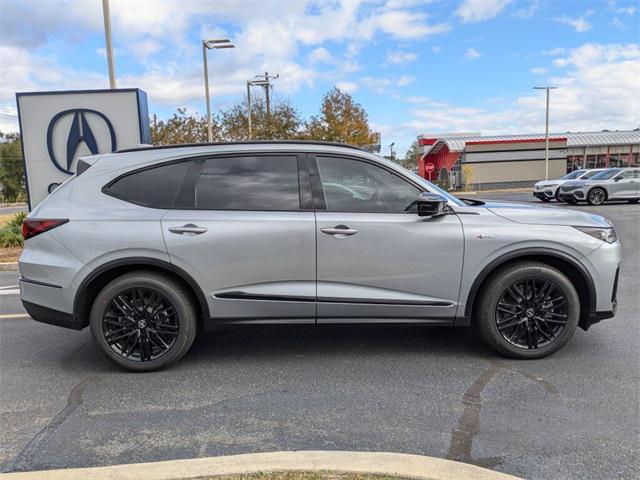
[73,257,210,329]
[463,248,596,331]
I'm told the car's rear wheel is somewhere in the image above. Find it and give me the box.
[587,188,606,206]
[90,271,197,371]
[476,261,579,359]
[540,197,550,202]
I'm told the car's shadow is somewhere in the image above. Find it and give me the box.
[180,324,490,366]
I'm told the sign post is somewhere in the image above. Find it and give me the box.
[425,162,435,181]
[16,88,150,209]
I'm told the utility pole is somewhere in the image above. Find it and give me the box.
[102,0,116,88]
[246,72,278,139]
[202,39,235,142]
[534,86,558,180]
[246,81,253,139]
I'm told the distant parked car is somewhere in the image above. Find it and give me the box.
[557,167,640,205]
[533,168,607,202]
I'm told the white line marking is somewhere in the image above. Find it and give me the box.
[0,289,20,296]
[0,284,18,290]
[0,313,29,319]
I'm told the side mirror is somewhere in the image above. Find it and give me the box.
[415,192,448,217]
[614,177,622,182]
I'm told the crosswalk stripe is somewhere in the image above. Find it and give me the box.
[0,289,20,296]
[0,313,29,319]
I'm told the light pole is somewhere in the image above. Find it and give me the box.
[102,0,116,88]
[534,86,557,180]
[202,38,235,142]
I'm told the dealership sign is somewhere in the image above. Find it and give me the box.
[16,89,150,208]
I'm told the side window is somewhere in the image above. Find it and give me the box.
[618,170,635,179]
[196,155,300,210]
[105,160,192,208]
[316,156,420,213]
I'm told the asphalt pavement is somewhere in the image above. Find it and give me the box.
[1,192,638,479]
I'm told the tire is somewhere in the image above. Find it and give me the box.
[564,198,578,204]
[90,271,198,371]
[554,191,563,202]
[540,197,551,202]
[475,261,580,359]
[587,187,606,206]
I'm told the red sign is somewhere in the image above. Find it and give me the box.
[425,162,435,173]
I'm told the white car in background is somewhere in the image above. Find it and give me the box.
[533,169,607,202]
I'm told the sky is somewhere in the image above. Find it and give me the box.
[1,0,639,156]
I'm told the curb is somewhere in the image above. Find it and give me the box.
[0,262,18,272]
[0,451,521,480]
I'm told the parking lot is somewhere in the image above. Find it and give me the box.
[1,192,638,479]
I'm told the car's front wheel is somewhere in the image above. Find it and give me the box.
[90,271,198,371]
[587,188,606,206]
[476,261,579,359]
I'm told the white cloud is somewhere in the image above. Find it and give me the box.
[335,81,359,93]
[363,10,450,39]
[607,1,637,15]
[553,15,592,32]
[456,0,511,23]
[386,51,418,64]
[531,66,548,74]
[405,42,640,135]
[431,46,442,53]
[464,48,482,60]
[611,17,627,29]
[308,47,332,63]
[361,75,415,93]
[513,0,539,18]
[396,74,415,86]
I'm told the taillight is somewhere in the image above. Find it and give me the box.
[22,219,69,241]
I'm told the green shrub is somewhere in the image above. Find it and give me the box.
[0,212,25,248]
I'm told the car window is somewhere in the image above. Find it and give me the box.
[105,160,192,208]
[316,156,420,213]
[196,155,300,210]
[617,170,636,179]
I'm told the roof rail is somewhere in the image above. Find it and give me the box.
[115,139,368,154]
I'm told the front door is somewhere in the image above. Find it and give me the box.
[311,154,464,323]
[162,153,316,324]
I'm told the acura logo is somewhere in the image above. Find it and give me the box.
[46,108,117,174]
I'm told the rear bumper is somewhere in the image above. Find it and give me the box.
[22,300,84,330]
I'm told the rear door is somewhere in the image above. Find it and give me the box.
[609,169,637,198]
[311,153,464,323]
[162,152,316,324]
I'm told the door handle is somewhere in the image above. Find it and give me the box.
[168,224,208,236]
[320,225,359,237]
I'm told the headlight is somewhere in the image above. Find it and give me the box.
[545,184,558,188]
[573,226,617,243]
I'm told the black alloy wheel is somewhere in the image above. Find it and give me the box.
[495,278,568,350]
[588,188,606,206]
[90,271,197,371]
[102,287,179,362]
[475,261,579,359]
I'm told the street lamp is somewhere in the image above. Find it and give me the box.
[534,86,558,180]
[101,0,116,88]
[202,38,235,142]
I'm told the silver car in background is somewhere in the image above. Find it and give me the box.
[19,141,621,371]
[533,168,607,202]
[558,167,640,205]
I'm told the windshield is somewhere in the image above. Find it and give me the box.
[591,168,621,180]
[561,170,585,180]
[582,169,605,179]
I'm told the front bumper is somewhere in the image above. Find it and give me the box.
[558,190,586,202]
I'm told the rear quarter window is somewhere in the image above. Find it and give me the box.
[104,160,192,208]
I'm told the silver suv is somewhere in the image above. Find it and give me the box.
[20,142,621,371]
[557,167,640,205]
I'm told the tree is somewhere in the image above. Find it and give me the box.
[0,132,26,203]
[305,87,378,146]
[150,108,222,145]
[220,97,303,141]
[400,140,419,170]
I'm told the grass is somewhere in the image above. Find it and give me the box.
[0,212,25,249]
[195,473,412,480]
